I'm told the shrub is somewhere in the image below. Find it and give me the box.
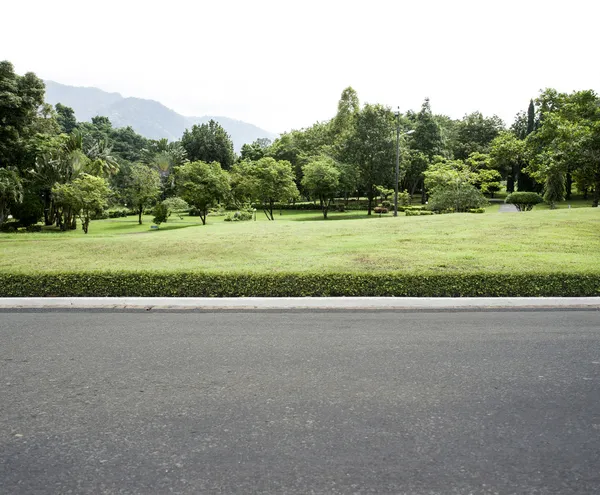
[108,209,128,218]
[91,210,109,220]
[224,210,253,222]
[0,222,18,233]
[25,225,42,232]
[468,208,485,213]
[505,192,543,211]
[397,192,412,206]
[374,206,389,214]
[428,183,488,212]
[0,272,597,297]
[405,210,435,216]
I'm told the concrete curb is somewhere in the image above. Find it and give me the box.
[1,297,599,310]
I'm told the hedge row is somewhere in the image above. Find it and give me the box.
[0,273,598,297]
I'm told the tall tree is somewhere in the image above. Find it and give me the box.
[55,103,78,134]
[411,98,444,159]
[181,120,235,170]
[331,86,359,140]
[0,61,46,171]
[526,99,536,136]
[343,104,395,214]
[452,112,505,160]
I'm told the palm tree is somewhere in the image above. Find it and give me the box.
[141,140,188,198]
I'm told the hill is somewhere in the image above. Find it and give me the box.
[44,80,277,151]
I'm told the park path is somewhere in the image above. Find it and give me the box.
[498,203,518,212]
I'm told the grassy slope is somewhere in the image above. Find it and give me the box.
[1,207,599,275]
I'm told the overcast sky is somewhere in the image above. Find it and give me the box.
[2,0,598,133]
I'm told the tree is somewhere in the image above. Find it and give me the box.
[343,104,395,214]
[0,61,47,171]
[141,138,188,198]
[526,89,600,206]
[176,161,230,225]
[55,103,78,134]
[411,98,445,159]
[51,174,109,233]
[331,86,360,140]
[301,158,341,219]
[161,197,189,220]
[126,164,161,224]
[543,165,566,209]
[240,138,272,162]
[181,120,235,169]
[232,157,298,220]
[152,203,170,227]
[489,131,528,192]
[0,168,23,225]
[452,112,505,160]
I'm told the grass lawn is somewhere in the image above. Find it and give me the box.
[1,206,599,275]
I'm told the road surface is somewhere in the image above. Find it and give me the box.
[1,310,599,494]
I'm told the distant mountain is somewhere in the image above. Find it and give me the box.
[44,80,277,151]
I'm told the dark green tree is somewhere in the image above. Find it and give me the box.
[55,103,78,134]
[181,120,235,169]
[343,104,395,215]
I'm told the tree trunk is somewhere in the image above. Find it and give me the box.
[566,172,572,200]
[583,188,588,200]
[367,188,373,216]
[593,171,600,207]
[138,206,143,225]
[43,190,52,225]
[200,210,207,225]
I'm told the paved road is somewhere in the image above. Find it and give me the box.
[1,310,599,494]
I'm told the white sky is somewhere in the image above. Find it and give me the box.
[2,0,598,134]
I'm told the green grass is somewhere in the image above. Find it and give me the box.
[1,207,599,275]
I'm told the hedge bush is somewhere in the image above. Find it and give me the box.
[505,192,543,211]
[0,272,597,297]
[406,210,435,216]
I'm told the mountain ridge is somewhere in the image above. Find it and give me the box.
[44,80,277,151]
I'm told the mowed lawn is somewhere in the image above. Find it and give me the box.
[1,208,599,274]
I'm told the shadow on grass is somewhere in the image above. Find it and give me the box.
[289,212,381,222]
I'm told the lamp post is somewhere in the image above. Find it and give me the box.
[394,108,414,217]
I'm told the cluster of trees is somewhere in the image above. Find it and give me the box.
[1,59,598,233]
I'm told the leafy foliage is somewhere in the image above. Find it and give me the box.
[1,272,597,297]
[176,161,230,225]
[181,120,235,170]
[505,192,543,211]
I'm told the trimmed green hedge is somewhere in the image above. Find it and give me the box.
[0,272,598,297]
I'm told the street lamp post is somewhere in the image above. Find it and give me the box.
[394,108,414,217]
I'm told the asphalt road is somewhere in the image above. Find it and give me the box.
[1,310,599,494]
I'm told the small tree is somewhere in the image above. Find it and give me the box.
[162,197,189,220]
[232,157,298,220]
[126,164,161,225]
[543,167,566,209]
[301,158,341,219]
[176,161,230,225]
[152,203,170,227]
[505,191,543,211]
[52,174,109,234]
